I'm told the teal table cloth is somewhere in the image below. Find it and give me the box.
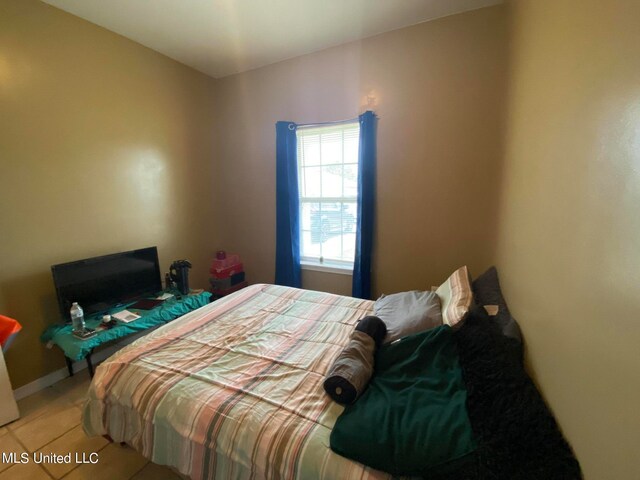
[41,291,211,361]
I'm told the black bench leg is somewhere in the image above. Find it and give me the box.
[65,356,74,377]
[86,351,94,378]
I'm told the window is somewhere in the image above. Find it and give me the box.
[297,122,360,272]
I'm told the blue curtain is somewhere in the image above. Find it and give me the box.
[275,121,301,288]
[352,111,377,299]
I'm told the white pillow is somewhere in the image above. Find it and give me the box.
[373,291,443,344]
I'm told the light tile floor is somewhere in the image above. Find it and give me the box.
[0,374,181,480]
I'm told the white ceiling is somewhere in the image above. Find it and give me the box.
[41,0,502,79]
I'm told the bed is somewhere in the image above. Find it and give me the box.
[84,279,583,479]
[83,284,390,479]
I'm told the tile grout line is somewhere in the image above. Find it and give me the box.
[127,459,151,480]
[15,399,81,428]
[45,427,111,479]
[7,389,79,434]
[5,429,55,479]
[9,376,147,479]
[13,405,83,449]
[40,403,105,478]
[38,462,55,479]
[37,406,82,453]
[9,404,84,478]
[7,428,30,455]
[58,440,112,479]
[7,402,57,433]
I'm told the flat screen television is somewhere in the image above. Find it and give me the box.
[51,246,162,320]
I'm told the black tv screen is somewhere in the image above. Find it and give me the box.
[51,246,162,319]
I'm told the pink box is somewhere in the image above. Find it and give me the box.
[210,254,241,272]
[209,263,244,279]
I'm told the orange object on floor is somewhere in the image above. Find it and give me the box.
[0,314,22,350]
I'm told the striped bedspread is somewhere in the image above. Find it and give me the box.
[83,284,390,480]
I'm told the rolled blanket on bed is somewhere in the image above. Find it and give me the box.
[323,316,387,405]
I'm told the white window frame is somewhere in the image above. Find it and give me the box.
[297,122,359,274]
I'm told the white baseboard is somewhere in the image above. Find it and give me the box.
[13,366,69,401]
[13,331,147,401]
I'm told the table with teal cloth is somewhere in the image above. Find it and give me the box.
[41,291,211,363]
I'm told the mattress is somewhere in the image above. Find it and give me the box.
[83,284,389,480]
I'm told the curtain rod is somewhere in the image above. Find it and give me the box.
[289,110,380,130]
[288,111,377,130]
[293,117,360,130]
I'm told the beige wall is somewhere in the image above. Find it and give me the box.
[2,0,637,476]
[497,1,640,478]
[211,6,508,297]
[0,0,217,388]
[301,270,352,297]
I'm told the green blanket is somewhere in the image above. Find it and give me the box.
[330,325,476,476]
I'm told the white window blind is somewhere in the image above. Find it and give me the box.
[297,122,360,270]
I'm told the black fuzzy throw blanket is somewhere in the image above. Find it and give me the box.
[441,307,583,480]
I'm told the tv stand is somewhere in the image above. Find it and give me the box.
[41,291,211,377]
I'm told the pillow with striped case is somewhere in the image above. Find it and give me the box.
[435,266,474,327]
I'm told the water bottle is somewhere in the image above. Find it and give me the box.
[70,302,85,332]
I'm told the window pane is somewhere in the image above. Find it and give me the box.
[341,202,357,261]
[321,233,342,261]
[301,231,321,258]
[321,132,342,165]
[344,129,359,164]
[304,166,321,197]
[298,166,306,197]
[311,202,357,262]
[301,134,320,166]
[311,203,336,245]
[318,202,343,260]
[343,164,358,198]
[300,202,317,231]
[297,122,360,266]
[321,165,342,197]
